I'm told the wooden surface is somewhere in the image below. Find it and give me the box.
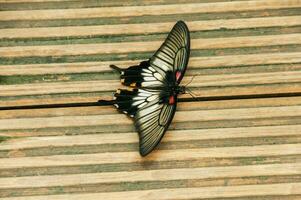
[0,0,301,199]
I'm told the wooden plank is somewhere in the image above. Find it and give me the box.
[1,16,300,39]
[0,0,300,21]
[1,70,301,97]
[0,143,300,169]
[1,96,301,119]
[1,163,300,189]
[1,52,300,76]
[1,183,301,200]
[1,125,300,150]
[2,82,301,107]
[1,34,300,57]
[1,105,301,130]
[0,0,300,199]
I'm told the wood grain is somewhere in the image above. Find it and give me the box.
[1,0,300,21]
[1,163,300,189]
[0,143,300,169]
[0,0,300,199]
[1,52,300,76]
[1,125,300,150]
[1,16,300,39]
[0,183,300,200]
[1,34,300,57]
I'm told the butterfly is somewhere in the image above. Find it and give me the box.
[99,21,190,156]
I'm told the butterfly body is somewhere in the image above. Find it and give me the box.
[101,21,190,156]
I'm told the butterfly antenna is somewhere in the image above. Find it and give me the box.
[186,87,197,99]
[185,75,196,87]
[183,75,199,98]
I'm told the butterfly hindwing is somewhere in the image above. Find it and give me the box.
[114,88,163,118]
[113,88,177,156]
[135,97,177,156]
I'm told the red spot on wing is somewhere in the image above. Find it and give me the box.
[176,71,181,81]
[169,96,175,104]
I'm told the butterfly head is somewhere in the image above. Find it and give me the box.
[177,86,186,94]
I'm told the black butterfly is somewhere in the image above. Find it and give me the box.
[100,21,190,156]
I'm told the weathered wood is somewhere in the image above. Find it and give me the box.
[0,0,300,199]
[1,0,300,21]
[1,52,300,76]
[1,163,300,189]
[1,70,301,96]
[0,143,300,169]
[0,183,301,200]
[1,125,300,150]
[1,34,300,57]
[1,104,301,130]
[1,16,300,39]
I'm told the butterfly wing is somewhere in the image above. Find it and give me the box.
[135,94,177,156]
[113,87,177,156]
[113,88,162,118]
[118,21,190,88]
[113,21,190,156]
[151,20,190,84]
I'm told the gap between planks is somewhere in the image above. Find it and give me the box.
[1,70,301,97]
[1,96,301,120]
[1,105,301,130]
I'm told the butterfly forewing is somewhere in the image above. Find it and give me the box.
[151,20,190,83]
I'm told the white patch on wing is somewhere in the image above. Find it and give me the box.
[138,102,147,108]
[132,100,145,106]
[157,51,173,65]
[133,96,146,100]
[147,95,158,102]
[141,81,162,87]
[137,103,161,118]
[154,72,163,81]
[138,91,152,97]
[144,77,157,81]
[142,69,152,74]
[148,67,156,72]
[152,57,171,71]
[141,72,152,77]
